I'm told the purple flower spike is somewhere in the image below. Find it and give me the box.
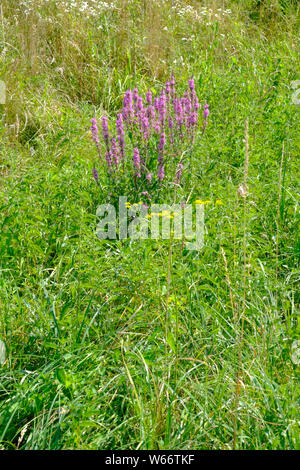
[101,116,110,149]
[158,164,165,182]
[146,173,152,182]
[91,118,99,144]
[142,114,150,140]
[168,116,174,144]
[158,90,167,128]
[155,121,161,135]
[185,96,192,116]
[189,78,195,91]
[146,91,152,105]
[188,112,198,127]
[105,151,113,170]
[133,147,141,178]
[203,103,210,119]
[123,90,134,124]
[133,87,139,102]
[176,162,183,184]
[194,95,200,111]
[165,82,171,101]
[137,96,144,111]
[203,103,210,133]
[147,105,156,128]
[116,113,125,159]
[174,99,184,130]
[133,87,139,111]
[158,132,166,156]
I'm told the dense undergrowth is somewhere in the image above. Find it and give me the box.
[0,0,299,449]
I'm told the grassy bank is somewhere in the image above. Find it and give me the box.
[0,0,299,449]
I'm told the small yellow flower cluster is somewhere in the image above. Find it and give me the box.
[195,199,223,205]
[195,199,211,204]
[168,295,187,307]
[126,202,143,208]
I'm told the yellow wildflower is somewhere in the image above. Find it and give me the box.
[195,199,211,205]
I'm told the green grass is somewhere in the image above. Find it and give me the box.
[0,0,299,450]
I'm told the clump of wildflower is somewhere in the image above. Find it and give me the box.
[90,75,210,191]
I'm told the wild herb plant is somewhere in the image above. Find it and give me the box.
[90,77,209,203]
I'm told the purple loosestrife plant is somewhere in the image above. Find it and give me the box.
[90,76,210,199]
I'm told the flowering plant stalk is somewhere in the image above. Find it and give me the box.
[90,76,209,202]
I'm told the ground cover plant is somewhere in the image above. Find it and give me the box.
[0,0,299,450]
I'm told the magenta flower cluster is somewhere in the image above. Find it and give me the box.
[91,76,209,190]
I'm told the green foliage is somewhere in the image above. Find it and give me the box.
[0,0,299,450]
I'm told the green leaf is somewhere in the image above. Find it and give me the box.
[56,368,71,387]
[167,332,176,353]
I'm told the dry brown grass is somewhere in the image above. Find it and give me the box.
[0,0,298,143]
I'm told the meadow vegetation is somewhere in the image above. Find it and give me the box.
[0,0,299,449]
